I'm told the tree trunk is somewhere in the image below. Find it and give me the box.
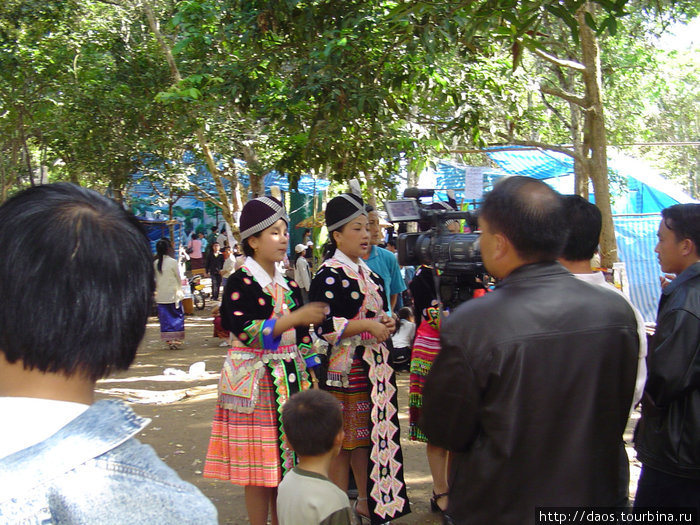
[407,166,419,189]
[142,0,239,223]
[224,162,244,240]
[569,78,589,198]
[578,3,617,268]
[241,145,265,198]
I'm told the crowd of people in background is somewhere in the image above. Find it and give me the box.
[2,179,698,525]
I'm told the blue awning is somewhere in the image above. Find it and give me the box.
[486,146,574,180]
[484,146,697,213]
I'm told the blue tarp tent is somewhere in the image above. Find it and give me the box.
[480,146,698,322]
[138,218,183,254]
[128,152,330,201]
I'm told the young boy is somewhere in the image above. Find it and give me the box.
[277,390,352,525]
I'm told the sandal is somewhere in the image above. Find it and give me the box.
[430,490,449,514]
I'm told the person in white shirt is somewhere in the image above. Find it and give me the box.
[558,195,647,414]
[221,246,235,290]
[154,238,185,350]
[558,195,647,508]
[390,307,415,372]
[294,243,312,304]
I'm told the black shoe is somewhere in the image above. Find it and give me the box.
[430,491,448,514]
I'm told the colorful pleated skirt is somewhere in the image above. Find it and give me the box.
[409,322,441,442]
[203,368,282,487]
[325,354,371,450]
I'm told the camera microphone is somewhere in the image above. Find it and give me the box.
[403,188,434,199]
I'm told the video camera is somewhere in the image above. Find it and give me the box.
[385,188,486,310]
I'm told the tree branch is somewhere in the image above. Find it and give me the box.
[533,48,586,71]
[539,92,573,133]
[540,84,588,108]
[188,180,224,209]
[493,135,584,164]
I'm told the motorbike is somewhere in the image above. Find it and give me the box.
[188,274,207,310]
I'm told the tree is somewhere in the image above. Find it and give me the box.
[0,0,183,201]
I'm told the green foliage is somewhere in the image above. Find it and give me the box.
[0,0,696,202]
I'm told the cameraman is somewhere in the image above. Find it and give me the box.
[421,176,639,524]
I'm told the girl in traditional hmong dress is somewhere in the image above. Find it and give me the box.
[309,193,411,524]
[203,197,326,525]
[408,208,460,516]
[154,238,185,350]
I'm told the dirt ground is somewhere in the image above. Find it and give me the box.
[95,304,642,525]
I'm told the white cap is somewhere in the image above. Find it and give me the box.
[295,244,306,254]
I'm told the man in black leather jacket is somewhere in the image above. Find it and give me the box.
[421,177,640,525]
[634,203,700,510]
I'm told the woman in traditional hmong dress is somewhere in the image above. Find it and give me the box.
[408,207,461,515]
[309,193,411,524]
[154,238,185,350]
[203,197,326,525]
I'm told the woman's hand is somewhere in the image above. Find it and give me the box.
[291,302,328,327]
[381,315,396,333]
[367,320,392,343]
[274,302,328,337]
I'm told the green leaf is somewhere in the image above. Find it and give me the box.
[584,12,598,31]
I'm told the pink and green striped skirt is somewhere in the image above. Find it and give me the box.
[409,323,441,442]
[203,368,282,487]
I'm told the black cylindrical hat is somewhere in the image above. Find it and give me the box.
[325,193,366,232]
[239,196,289,240]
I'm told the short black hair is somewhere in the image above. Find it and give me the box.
[480,176,567,261]
[365,204,376,213]
[661,204,700,253]
[0,183,154,381]
[282,389,343,457]
[560,195,602,261]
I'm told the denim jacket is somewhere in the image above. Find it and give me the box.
[0,399,217,524]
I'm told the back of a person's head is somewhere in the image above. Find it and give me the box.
[156,238,171,257]
[560,195,602,262]
[282,389,343,457]
[0,183,154,381]
[661,203,700,252]
[481,176,567,262]
[398,307,413,320]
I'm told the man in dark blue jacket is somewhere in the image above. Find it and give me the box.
[634,203,700,510]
